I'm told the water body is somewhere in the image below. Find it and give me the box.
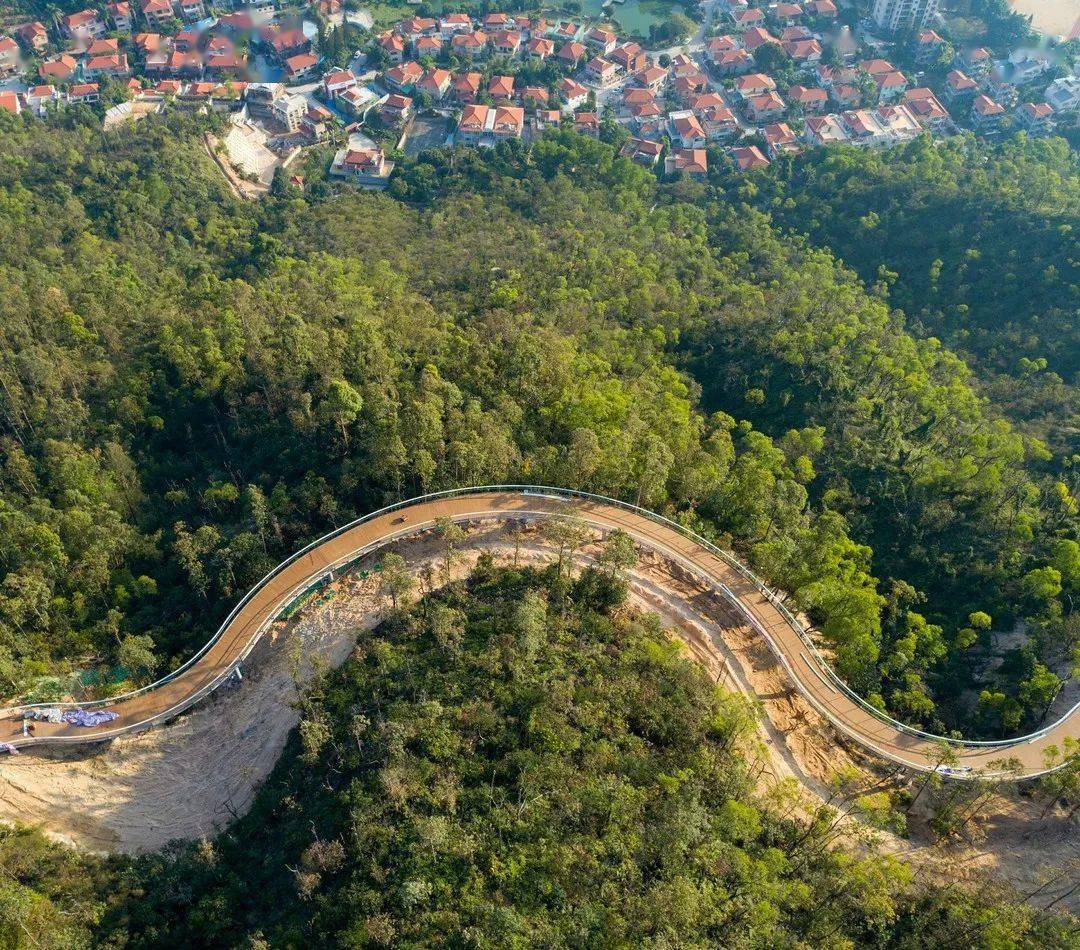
[579,0,685,36]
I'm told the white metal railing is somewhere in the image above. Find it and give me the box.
[5,486,1076,775]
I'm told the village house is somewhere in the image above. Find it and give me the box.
[338,85,379,119]
[521,86,549,110]
[439,13,472,37]
[584,26,617,56]
[666,148,707,177]
[24,84,60,115]
[1045,76,1080,115]
[730,7,765,30]
[68,81,100,103]
[806,0,837,17]
[955,46,991,76]
[62,8,107,41]
[763,121,800,157]
[621,136,664,166]
[377,31,405,62]
[560,77,588,111]
[491,29,522,57]
[401,16,438,40]
[830,84,861,108]
[492,104,524,139]
[0,90,21,114]
[284,52,318,82]
[610,42,646,74]
[770,2,803,25]
[585,56,617,86]
[804,113,850,145]
[0,36,19,76]
[573,110,599,137]
[1015,100,1054,134]
[40,54,79,82]
[323,69,358,99]
[902,87,951,132]
[838,108,888,145]
[732,144,769,170]
[874,104,921,142]
[527,37,554,61]
[668,110,707,148]
[745,90,786,121]
[970,93,1005,130]
[140,0,174,29]
[943,69,977,103]
[415,35,443,57]
[914,29,943,65]
[384,60,423,92]
[452,71,482,103]
[488,74,515,101]
[558,40,586,68]
[331,147,394,188]
[783,38,822,64]
[787,84,828,112]
[418,67,451,100]
[535,108,560,129]
[742,26,779,53]
[85,53,132,79]
[379,92,413,126]
[482,12,511,30]
[634,64,667,91]
[107,1,134,31]
[734,72,776,100]
[699,103,738,139]
[714,49,754,76]
[451,30,487,61]
[15,22,48,54]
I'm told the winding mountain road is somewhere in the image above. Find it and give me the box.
[3,487,1076,778]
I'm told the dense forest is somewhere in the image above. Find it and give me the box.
[5,561,1078,947]
[0,108,1078,739]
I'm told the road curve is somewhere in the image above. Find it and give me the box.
[2,487,1076,778]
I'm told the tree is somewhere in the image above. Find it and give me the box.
[379,552,414,609]
[597,528,637,579]
[435,518,467,583]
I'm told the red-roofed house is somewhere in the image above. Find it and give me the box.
[610,42,646,74]
[0,90,20,114]
[1015,101,1054,134]
[743,26,779,52]
[15,22,48,54]
[667,147,707,177]
[380,92,413,125]
[24,84,60,115]
[635,64,668,90]
[584,26,617,55]
[491,29,521,56]
[453,71,482,103]
[668,110,706,148]
[586,56,617,86]
[902,87,951,132]
[85,53,132,78]
[285,52,319,81]
[560,77,588,110]
[620,136,664,166]
[323,69,357,99]
[331,147,393,187]
[377,31,405,62]
[745,90,786,121]
[970,93,1005,130]
[107,1,134,30]
[488,73,515,100]
[68,82,100,103]
[943,69,977,103]
[783,38,821,63]
[457,102,489,144]
[140,0,174,30]
[763,121,800,157]
[573,110,599,137]
[735,72,776,99]
[731,7,765,30]
[492,105,525,138]
[732,144,769,170]
[418,67,452,100]
[385,60,423,92]
[787,84,828,112]
[40,54,78,82]
[558,40,585,67]
[451,30,487,60]
[62,8,106,40]
[527,37,554,60]
[0,36,19,76]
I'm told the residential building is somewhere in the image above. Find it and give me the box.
[735,72,776,99]
[1045,76,1080,114]
[783,38,822,63]
[730,8,765,30]
[68,82,100,103]
[666,147,707,177]
[450,30,487,61]
[439,13,472,36]
[415,35,443,57]
[805,113,849,144]
[0,90,21,114]
[585,55,617,86]
[610,42,646,74]
[1015,101,1054,134]
[15,22,48,54]
[0,36,19,76]
[970,93,1005,130]
[521,85,549,109]
[875,103,921,141]
[457,102,490,144]
[732,145,769,170]
[763,121,800,157]
[61,9,107,41]
[338,85,378,119]
[24,84,60,115]
[699,103,738,139]
[839,108,888,144]
[871,0,938,33]
[379,92,413,125]
[330,147,394,187]
[635,64,668,90]
[742,26,779,52]
[377,31,405,62]
[527,37,554,61]
[713,49,754,76]
[913,28,943,64]
[806,0,837,18]
[668,110,707,148]
[491,29,521,56]
[271,91,306,131]
[875,70,908,102]
[902,87,951,131]
[85,53,132,78]
[771,2,804,25]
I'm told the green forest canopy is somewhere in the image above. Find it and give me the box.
[0,109,1077,739]
[5,562,1078,947]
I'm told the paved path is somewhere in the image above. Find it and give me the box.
[3,488,1076,777]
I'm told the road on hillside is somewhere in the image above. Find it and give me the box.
[2,488,1076,778]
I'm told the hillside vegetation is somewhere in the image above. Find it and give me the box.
[0,110,1077,739]
[6,562,1078,947]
